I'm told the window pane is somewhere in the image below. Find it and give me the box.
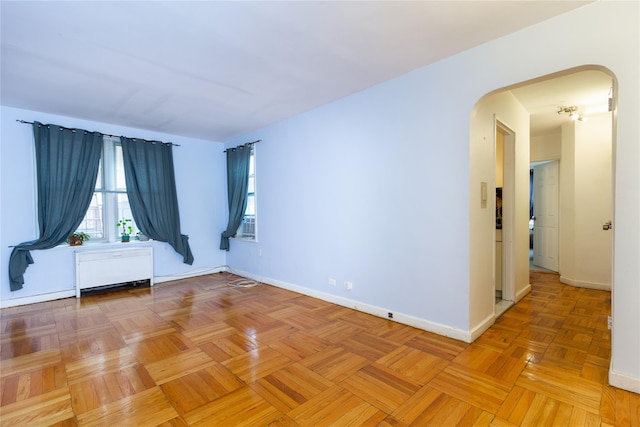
[115,144,126,190]
[116,193,139,237]
[245,195,255,216]
[249,152,255,174]
[95,159,103,190]
[242,147,256,240]
[71,137,139,242]
[77,193,104,239]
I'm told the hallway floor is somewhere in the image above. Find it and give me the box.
[1,271,638,426]
[529,249,557,273]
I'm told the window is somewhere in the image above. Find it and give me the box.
[75,136,139,242]
[236,146,256,240]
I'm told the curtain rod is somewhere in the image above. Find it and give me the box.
[223,139,261,153]
[16,119,181,147]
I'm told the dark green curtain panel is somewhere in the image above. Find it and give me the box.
[121,137,193,265]
[9,122,102,291]
[220,145,251,250]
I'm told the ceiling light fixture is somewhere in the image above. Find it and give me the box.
[557,106,586,122]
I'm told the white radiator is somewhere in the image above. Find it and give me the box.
[74,247,154,297]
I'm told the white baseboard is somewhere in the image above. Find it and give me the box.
[154,267,227,284]
[560,276,611,291]
[1,289,76,309]
[230,268,473,343]
[470,313,496,342]
[1,267,228,308]
[609,369,640,394]
[516,283,531,302]
[2,267,476,344]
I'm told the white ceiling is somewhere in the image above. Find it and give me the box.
[510,70,613,137]
[1,1,594,141]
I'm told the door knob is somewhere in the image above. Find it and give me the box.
[603,221,612,230]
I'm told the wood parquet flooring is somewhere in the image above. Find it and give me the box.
[1,271,638,426]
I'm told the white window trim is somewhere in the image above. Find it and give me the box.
[73,136,139,244]
[234,146,257,242]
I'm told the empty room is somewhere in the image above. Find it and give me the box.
[1,1,638,425]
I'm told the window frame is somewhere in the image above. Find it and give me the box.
[73,136,138,243]
[234,145,257,241]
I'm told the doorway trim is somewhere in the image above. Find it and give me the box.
[496,119,515,303]
[468,65,618,353]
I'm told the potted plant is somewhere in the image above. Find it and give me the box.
[67,232,90,246]
[135,231,149,241]
[117,218,133,242]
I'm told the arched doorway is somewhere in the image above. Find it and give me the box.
[469,65,616,339]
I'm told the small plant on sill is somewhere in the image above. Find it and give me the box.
[67,232,90,246]
[117,218,133,242]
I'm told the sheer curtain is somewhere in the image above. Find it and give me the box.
[9,122,102,291]
[121,137,193,265]
[220,145,252,250]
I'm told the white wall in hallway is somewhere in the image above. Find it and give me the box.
[560,114,613,289]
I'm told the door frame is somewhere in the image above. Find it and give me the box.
[496,119,515,302]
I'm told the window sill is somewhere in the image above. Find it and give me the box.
[53,240,155,251]
[231,237,257,243]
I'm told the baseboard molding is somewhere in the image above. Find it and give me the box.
[609,369,640,394]
[1,267,228,308]
[230,268,473,343]
[154,267,227,284]
[2,267,476,343]
[1,289,76,309]
[560,275,611,291]
[515,283,531,302]
[470,313,496,342]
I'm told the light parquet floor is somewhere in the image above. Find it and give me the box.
[1,271,638,426]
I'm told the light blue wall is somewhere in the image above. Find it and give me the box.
[0,106,228,305]
[223,1,639,384]
[1,0,638,391]
[225,63,472,333]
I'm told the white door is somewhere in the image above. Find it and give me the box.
[533,161,559,271]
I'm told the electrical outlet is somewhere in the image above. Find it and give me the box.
[257,249,262,256]
[328,278,336,286]
[388,312,393,319]
[344,281,353,290]
[607,316,612,330]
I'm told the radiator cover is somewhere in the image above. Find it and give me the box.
[74,246,154,297]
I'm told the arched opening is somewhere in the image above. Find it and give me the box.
[469,65,617,340]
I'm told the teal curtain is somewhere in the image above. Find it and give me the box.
[220,145,251,250]
[9,122,102,291]
[121,137,193,265]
